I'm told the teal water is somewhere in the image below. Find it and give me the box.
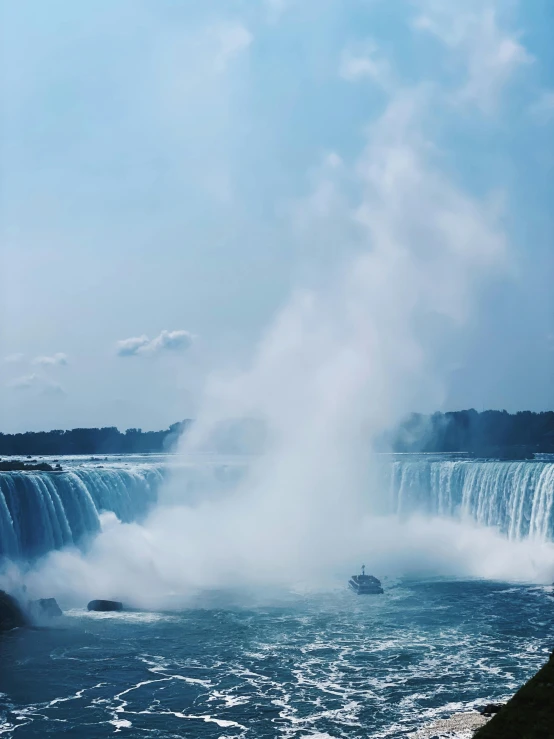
[1,580,553,738]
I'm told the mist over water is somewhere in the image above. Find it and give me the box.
[5,91,554,609]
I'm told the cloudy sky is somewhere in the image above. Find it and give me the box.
[1,0,553,433]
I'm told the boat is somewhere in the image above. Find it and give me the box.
[348,565,383,595]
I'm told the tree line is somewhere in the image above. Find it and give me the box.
[0,411,553,457]
[0,422,191,456]
[388,409,554,458]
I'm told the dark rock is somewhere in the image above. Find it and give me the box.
[87,599,123,612]
[0,590,27,631]
[28,598,63,621]
[480,703,504,717]
[0,460,60,472]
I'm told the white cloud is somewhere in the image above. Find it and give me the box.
[414,1,532,113]
[32,352,68,367]
[324,152,343,169]
[149,329,195,352]
[213,23,252,72]
[530,89,554,123]
[9,373,40,390]
[3,353,25,364]
[265,0,290,22]
[41,381,66,397]
[340,42,392,90]
[7,372,66,395]
[116,336,151,357]
[116,330,195,357]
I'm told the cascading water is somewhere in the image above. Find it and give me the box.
[389,458,554,541]
[3,455,554,563]
[0,463,165,560]
[0,456,249,561]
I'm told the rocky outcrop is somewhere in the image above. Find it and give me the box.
[0,590,27,631]
[28,598,63,621]
[87,599,123,612]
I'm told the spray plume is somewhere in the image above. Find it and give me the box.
[7,47,554,609]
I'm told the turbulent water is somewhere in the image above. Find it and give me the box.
[1,581,554,738]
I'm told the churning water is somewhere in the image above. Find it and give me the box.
[1,580,554,737]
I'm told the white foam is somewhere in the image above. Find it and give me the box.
[169,712,246,729]
[109,718,132,730]
[65,608,177,624]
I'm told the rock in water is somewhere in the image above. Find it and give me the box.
[29,598,63,621]
[87,599,123,612]
[0,590,27,631]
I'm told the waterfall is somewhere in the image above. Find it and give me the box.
[0,464,165,560]
[389,458,554,541]
[3,456,554,562]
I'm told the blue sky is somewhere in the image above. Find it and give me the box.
[1,0,553,433]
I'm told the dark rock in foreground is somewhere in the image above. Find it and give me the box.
[0,590,28,631]
[28,598,63,621]
[474,652,554,738]
[87,599,124,612]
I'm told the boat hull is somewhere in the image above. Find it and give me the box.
[348,579,383,595]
